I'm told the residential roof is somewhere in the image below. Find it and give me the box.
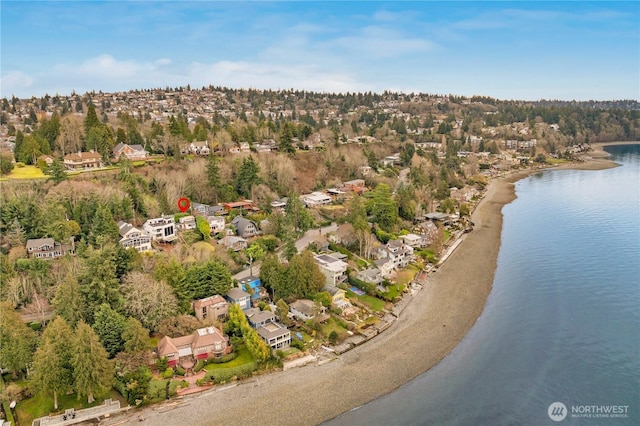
[63,151,102,161]
[193,295,227,310]
[218,236,247,246]
[226,287,250,300]
[290,299,316,317]
[26,238,55,249]
[245,308,275,325]
[257,322,289,340]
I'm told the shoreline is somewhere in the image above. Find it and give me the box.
[107,156,624,426]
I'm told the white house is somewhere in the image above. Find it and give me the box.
[117,221,152,252]
[207,216,226,234]
[143,215,177,243]
[302,192,332,207]
[176,215,197,231]
[189,141,210,156]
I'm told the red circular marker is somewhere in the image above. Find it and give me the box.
[177,197,190,213]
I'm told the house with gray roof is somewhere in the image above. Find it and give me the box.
[231,216,259,239]
[26,237,75,259]
[117,221,152,252]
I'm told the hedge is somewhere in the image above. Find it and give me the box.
[204,362,257,383]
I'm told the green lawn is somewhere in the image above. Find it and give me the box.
[385,283,406,300]
[16,389,125,426]
[319,317,349,340]
[2,165,48,180]
[346,289,386,312]
[394,268,418,286]
[545,157,570,165]
[204,345,255,372]
[203,346,258,383]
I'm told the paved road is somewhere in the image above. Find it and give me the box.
[295,222,338,252]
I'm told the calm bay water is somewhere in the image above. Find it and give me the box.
[327,144,640,425]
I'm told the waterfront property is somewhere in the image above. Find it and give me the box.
[256,322,291,350]
[157,326,232,366]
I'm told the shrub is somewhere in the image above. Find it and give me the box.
[156,357,168,372]
[290,339,304,350]
[204,362,257,383]
[328,331,339,344]
[174,365,186,376]
[0,153,15,175]
[162,367,174,379]
[206,352,238,364]
[29,321,42,331]
[194,360,205,373]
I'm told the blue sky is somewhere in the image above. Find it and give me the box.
[1,1,638,101]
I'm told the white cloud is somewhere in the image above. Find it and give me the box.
[155,58,172,66]
[0,71,34,97]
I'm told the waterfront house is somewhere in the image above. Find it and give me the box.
[256,322,290,350]
[289,299,326,321]
[156,326,231,367]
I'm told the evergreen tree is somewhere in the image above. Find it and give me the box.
[367,183,398,232]
[0,302,38,379]
[53,273,84,328]
[31,317,74,410]
[206,155,222,204]
[278,122,295,153]
[180,261,233,301]
[234,156,261,198]
[79,245,122,323]
[285,191,314,233]
[47,159,67,184]
[89,204,119,245]
[84,103,101,134]
[259,254,285,299]
[92,304,127,358]
[283,250,325,299]
[72,321,115,403]
[122,317,149,353]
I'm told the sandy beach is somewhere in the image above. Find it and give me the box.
[107,155,621,426]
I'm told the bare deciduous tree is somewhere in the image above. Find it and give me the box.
[121,272,179,331]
